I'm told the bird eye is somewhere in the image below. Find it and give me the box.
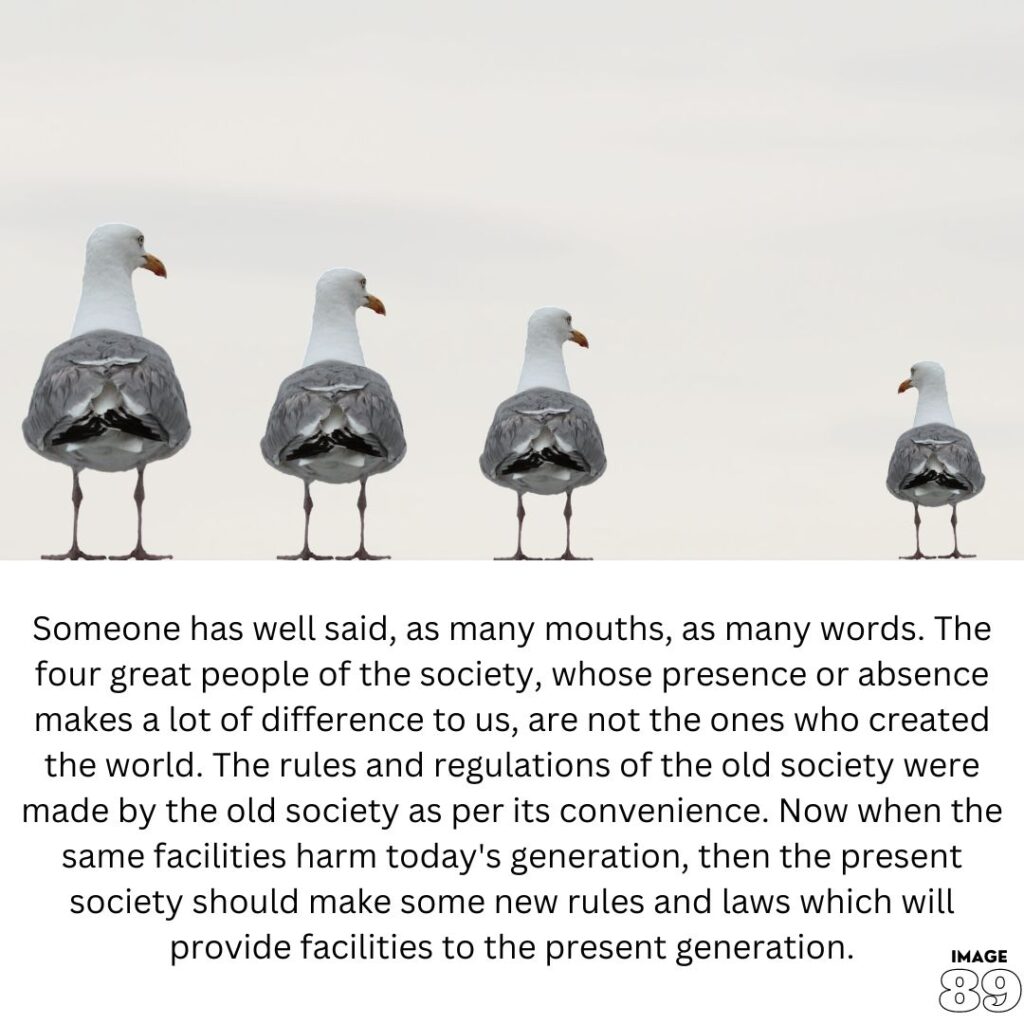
[137,236,144,246]
[359,278,367,288]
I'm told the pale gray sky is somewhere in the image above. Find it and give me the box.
[2,0,1022,558]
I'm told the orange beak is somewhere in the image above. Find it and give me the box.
[897,378,913,394]
[364,294,386,315]
[142,253,167,278]
[570,328,589,348]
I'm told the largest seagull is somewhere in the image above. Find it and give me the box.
[23,224,190,559]
[261,268,405,559]
[481,306,606,559]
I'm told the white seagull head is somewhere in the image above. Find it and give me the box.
[316,268,385,316]
[527,306,588,348]
[85,223,166,279]
[898,360,946,395]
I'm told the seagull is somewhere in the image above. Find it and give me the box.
[23,224,190,560]
[261,269,406,560]
[886,361,984,559]
[480,307,606,560]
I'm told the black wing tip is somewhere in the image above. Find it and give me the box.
[49,408,165,448]
[286,429,386,462]
[901,469,972,493]
[500,446,588,477]
[49,416,105,446]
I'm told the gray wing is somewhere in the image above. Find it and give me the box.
[886,423,984,496]
[480,386,607,481]
[23,329,190,456]
[260,360,406,467]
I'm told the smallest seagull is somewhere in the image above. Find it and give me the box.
[886,361,984,559]
[480,307,606,559]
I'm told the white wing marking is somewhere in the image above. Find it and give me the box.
[71,356,145,367]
